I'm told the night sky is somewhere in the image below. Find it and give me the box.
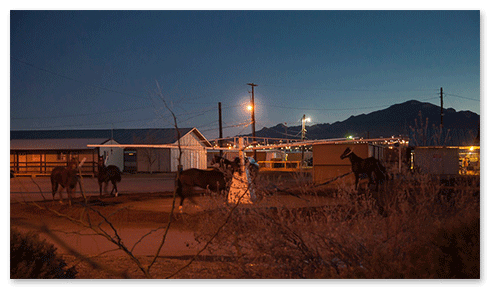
[10,9,480,140]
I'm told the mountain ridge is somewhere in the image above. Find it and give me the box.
[244,100,479,146]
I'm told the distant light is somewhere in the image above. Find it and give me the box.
[470,146,474,151]
[305,117,311,122]
[348,135,353,139]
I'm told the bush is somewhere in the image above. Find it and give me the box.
[11,228,77,279]
[192,172,480,278]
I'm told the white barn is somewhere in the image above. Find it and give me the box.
[10,128,211,175]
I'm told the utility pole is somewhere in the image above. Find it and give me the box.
[218,102,223,156]
[301,114,306,167]
[440,87,444,129]
[247,83,258,160]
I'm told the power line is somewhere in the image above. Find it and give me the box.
[11,56,150,100]
[11,105,153,120]
[261,83,439,92]
[17,115,159,130]
[265,103,391,111]
[445,93,479,101]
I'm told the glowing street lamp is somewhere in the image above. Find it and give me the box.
[247,104,253,111]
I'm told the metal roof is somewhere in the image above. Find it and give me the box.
[10,128,212,149]
[10,138,111,150]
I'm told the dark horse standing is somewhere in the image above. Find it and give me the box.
[176,168,228,210]
[211,155,259,180]
[97,156,122,197]
[50,159,79,205]
[211,155,239,175]
[340,147,387,191]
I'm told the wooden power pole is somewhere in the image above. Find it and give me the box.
[440,87,444,129]
[247,83,258,160]
[218,102,223,156]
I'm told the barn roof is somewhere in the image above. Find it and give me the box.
[10,128,211,147]
[10,138,111,150]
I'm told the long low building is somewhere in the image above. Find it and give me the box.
[10,128,211,176]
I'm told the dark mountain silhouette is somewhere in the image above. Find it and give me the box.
[246,100,479,146]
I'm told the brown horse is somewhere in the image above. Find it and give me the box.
[97,156,122,197]
[340,147,386,191]
[50,159,79,205]
[176,168,228,209]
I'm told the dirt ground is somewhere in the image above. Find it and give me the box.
[10,184,338,279]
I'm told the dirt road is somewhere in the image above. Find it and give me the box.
[10,174,176,203]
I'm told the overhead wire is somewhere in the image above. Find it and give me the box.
[11,105,153,120]
[11,56,151,100]
[445,93,479,101]
[10,59,478,133]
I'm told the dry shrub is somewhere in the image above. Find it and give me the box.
[191,171,479,279]
[11,228,77,279]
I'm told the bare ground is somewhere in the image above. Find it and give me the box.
[11,190,338,279]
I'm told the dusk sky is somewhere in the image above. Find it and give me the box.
[10,9,480,140]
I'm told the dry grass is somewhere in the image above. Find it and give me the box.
[192,171,480,279]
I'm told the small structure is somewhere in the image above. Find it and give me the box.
[10,138,107,176]
[10,128,211,176]
[312,138,409,187]
[412,146,480,176]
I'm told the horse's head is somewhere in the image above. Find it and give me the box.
[98,156,105,168]
[211,155,221,166]
[340,147,353,159]
[67,158,78,170]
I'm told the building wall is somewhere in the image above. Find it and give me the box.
[170,132,207,171]
[313,143,369,186]
[136,148,171,173]
[99,139,124,171]
[10,150,98,175]
[413,147,459,175]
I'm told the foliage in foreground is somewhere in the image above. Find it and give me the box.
[10,228,77,279]
[193,172,480,279]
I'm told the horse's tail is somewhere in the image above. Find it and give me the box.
[114,169,122,183]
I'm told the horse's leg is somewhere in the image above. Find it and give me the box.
[354,174,359,191]
[58,187,64,204]
[51,181,58,201]
[110,180,115,195]
[104,182,109,195]
[67,188,73,206]
[99,181,103,197]
[112,180,118,197]
[176,180,185,212]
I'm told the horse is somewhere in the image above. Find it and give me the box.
[340,147,387,191]
[50,159,79,205]
[212,155,259,180]
[231,156,260,180]
[211,155,240,175]
[97,156,122,197]
[176,168,228,210]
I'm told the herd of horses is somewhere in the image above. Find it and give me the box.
[49,148,387,207]
[50,156,122,205]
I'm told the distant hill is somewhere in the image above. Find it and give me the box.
[245,100,479,146]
